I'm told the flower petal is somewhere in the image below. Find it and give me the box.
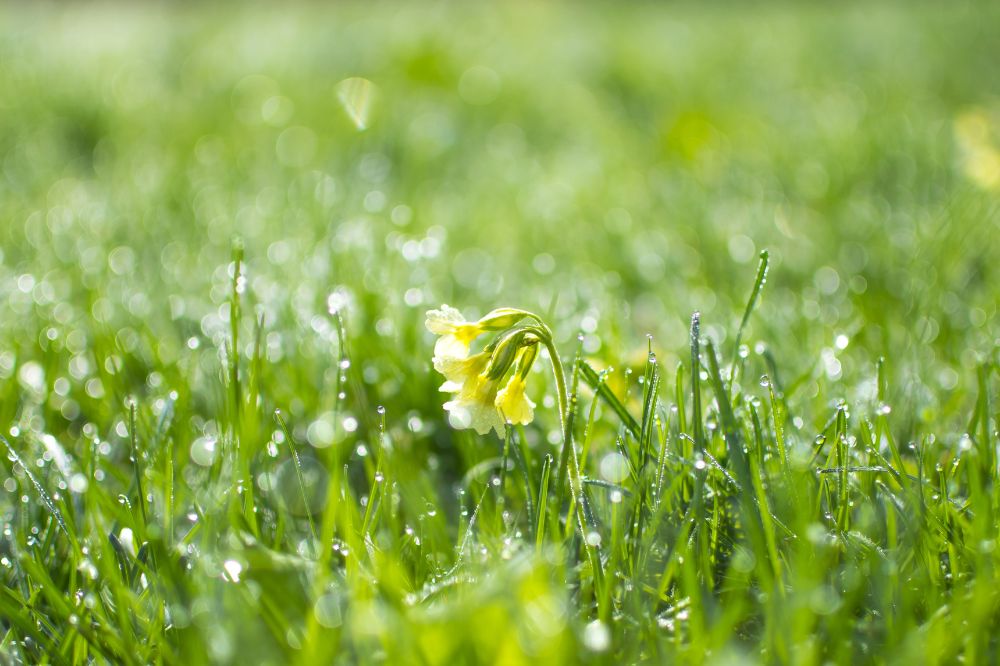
[434,334,470,360]
[496,376,535,426]
[434,352,489,384]
[425,305,466,334]
[443,373,504,436]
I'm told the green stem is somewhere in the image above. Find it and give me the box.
[537,326,605,592]
[474,310,605,595]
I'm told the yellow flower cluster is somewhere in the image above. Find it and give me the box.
[425,305,540,436]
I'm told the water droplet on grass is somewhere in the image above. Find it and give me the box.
[222,559,242,583]
[314,591,343,628]
[69,474,88,494]
[190,436,218,467]
[583,620,610,652]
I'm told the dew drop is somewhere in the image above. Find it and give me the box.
[222,559,242,583]
[583,620,611,652]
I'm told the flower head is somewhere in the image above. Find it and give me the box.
[428,304,540,438]
[438,334,524,436]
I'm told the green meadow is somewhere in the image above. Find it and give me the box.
[0,2,998,663]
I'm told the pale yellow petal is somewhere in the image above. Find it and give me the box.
[425,305,466,335]
[495,376,535,426]
[434,353,490,386]
[434,334,470,360]
[444,374,504,436]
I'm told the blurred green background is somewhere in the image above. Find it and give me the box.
[0,3,998,454]
[1,1,998,451]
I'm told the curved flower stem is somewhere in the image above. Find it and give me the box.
[534,323,605,591]
[475,311,605,592]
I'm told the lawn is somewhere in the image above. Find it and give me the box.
[0,2,999,664]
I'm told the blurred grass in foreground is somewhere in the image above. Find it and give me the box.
[0,2,998,664]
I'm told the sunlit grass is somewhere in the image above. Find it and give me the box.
[0,2,998,664]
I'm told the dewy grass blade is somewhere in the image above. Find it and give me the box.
[639,345,661,467]
[0,587,58,658]
[275,410,319,545]
[505,424,536,538]
[653,406,672,509]
[535,454,552,550]
[228,241,244,431]
[632,345,660,561]
[126,401,148,534]
[763,376,790,475]
[495,422,512,532]
[689,313,704,453]
[704,338,770,574]
[578,361,641,438]
[732,250,769,367]
[362,406,388,537]
[1,434,69,538]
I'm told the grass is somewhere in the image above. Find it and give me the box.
[1,2,999,664]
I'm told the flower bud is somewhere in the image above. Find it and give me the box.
[516,340,539,379]
[485,329,528,380]
[476,308,528,331]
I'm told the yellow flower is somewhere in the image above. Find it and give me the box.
[428,305,538,437]
[433,352,490,392]
[443,373,505,436]
[495,374,535,426]
[425,305,484,359]
[426,306,529,360]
